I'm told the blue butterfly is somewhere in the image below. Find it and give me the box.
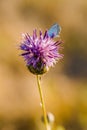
[47,23,61,38]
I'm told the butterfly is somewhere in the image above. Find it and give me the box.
[47,23,61,38]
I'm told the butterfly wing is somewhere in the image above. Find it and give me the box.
[47,23,61,38]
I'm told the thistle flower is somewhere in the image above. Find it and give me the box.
[20,29,63,75]
[19,24,64,130]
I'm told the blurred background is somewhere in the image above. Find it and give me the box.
[0,0,87,130]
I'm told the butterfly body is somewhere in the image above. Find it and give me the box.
[47,23,61,38]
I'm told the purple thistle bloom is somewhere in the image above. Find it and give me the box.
[20,29,63,75]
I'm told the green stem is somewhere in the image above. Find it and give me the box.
[37,75,48,130]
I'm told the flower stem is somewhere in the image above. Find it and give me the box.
[36,75,49,130]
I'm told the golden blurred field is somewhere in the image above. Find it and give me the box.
[0,0,87,130]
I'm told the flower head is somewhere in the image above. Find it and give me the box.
[20,29,63,75]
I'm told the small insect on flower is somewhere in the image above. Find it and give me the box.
[19,23,63,75]
[47,23,61,38]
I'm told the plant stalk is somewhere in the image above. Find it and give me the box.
[37,75,49,130]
